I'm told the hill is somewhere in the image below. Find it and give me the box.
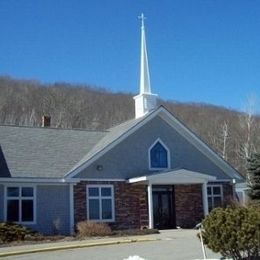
[0,75,259,176]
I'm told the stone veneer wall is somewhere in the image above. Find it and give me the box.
[74,181,148,230]
[174,182,234,228]
[174,184,204,228]
[74,181,234,230]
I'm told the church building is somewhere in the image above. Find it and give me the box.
[0,14,243,235]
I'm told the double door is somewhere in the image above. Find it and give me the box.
[152,187,176,229]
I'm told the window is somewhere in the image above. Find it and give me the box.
[149,140,169,169]
[207,185,223,212]
[87,185,114,222]
[5,186,35,223]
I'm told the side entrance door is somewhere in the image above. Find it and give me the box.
[152,186,176,229]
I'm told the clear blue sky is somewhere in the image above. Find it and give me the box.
[0,0,260,113]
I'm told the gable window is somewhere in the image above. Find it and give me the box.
[5,186,35,223]
[207,185,223,212]
[87,185,115,222]
[149,140,169,169]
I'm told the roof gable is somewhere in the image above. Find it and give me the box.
[158,108,243,181]
[66,106,243,181]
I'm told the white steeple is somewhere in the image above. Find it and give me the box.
[133,13,157,119]
[139,13,151,94]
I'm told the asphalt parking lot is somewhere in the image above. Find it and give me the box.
[4,230,221,260]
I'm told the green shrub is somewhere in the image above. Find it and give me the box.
[201,206,260,259]
[0,222,36,243]
[76,221,112,237]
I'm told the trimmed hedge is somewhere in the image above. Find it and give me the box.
[201,206,260,259]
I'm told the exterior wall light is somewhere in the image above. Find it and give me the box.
[96,165,103,171]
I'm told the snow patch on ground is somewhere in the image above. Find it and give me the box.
[123,256,147,260]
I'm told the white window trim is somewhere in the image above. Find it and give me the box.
[148,138,171,171]
[86,184,115,222]
[4,184,37,225]
[207,184,223,210]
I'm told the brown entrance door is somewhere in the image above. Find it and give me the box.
[152,187,176,229]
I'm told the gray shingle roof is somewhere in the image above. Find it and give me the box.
[0,114,148,179]
[0,125,107,178]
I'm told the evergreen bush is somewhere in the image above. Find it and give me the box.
[201,206,260,259]
[0,222,36,243]
[248,152,260,205]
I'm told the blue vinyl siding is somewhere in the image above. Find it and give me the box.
[76,116,231,180]
[20,185,71,235]
[0,184,4,221]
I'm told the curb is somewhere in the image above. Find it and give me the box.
[0,238,158,258]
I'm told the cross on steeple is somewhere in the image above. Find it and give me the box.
[138,13,146,29]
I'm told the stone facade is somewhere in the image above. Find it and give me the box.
[175,184,204,228]
[74,181,148,230]
[112,182,148,229]
[74,181,234,230]
[174,182,234,228]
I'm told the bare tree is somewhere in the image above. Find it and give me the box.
[1,76,260,178]
[221,121,229,160]
[238,95,258,183]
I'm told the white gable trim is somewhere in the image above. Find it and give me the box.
[66,106,243,181]
[158,109,243,181]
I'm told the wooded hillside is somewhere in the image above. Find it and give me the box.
[0,75,259,177]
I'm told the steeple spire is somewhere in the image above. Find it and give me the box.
[139,13,151,94]
[133,13,157,119]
